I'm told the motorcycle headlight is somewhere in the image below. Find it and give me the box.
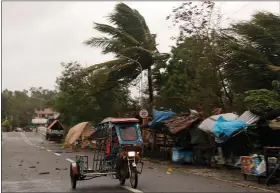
[128,151,136,157]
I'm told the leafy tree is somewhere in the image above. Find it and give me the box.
[53,62,138,126]
[84,2,169,103]
[155,1,231,113]
[29,87,57,108]
[1,88,56,128]
[244,81,280,111]
[2,119,12,132]
[156,37,224,113]
[1,90,13,120]
[161,3,280,113]
[222,11,280,94]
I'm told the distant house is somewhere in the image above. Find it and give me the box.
[34,108,59,119]
[32,108,60,130]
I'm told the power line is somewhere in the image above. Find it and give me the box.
[230,2,252,17]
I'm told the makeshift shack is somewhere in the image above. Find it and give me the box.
[143,108,207,162]
[196,111,261,166]
[63,122,95,149]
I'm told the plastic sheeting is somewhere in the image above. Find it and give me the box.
[198,113,238,134]
[148,109,176,127]
[213,116,248,137]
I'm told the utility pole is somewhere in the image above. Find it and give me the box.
[119,55,144,109]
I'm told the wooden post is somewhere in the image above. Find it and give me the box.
[152,131,156,152]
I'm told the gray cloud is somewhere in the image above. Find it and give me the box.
[2,1,279,91]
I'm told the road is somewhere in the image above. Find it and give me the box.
[2,132,272,192]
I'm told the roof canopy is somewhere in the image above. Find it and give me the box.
[101,117,139,124]
[64,122,95,146]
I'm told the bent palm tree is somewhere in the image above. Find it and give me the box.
[84,3,169,103]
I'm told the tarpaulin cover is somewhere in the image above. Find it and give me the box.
[162,110,200,134]
[148,109,176,127]
[213,116,248,137]
[198,113,238,134]
[64,122,95,147]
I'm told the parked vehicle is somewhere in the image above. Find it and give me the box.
[45,120,64,141]
[14,128,24,132]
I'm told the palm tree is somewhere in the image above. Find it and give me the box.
[84,3,169,103]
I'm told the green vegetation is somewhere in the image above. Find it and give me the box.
[1,88,56,128]
[2,120,12,132]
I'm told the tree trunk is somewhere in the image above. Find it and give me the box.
[147,66,154,103]
[217,68,233,106]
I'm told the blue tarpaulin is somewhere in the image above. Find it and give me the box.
[213,116,248,137]
[148,109,176,127]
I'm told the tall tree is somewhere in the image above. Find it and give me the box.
[84,2,169,103]
[222,11,280,94]
[53,62,138,126]
[155,1,232,113]
[1,88,57,128]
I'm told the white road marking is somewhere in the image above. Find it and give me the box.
[20,132,34,146]
[54,153,61,156]
[122,186,143,193]
[38,132,46,136]
[66,158,75,163]
[47,149,52,152]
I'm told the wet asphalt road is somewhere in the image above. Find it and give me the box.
[2,132,270,192]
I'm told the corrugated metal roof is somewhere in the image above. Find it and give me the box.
[237,111,259,124]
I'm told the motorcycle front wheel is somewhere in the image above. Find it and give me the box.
[130,168,138,189]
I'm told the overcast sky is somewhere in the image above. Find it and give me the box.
[2,1,280,92]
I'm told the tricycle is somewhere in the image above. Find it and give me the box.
[69,118,144,189]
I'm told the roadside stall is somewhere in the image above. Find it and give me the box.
[197,111,260,166]
[63,122,95,150]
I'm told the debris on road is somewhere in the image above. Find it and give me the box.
[55,168,61,170]
[167,167,173,172]
[18,164,22,166]
[37,161,39,164]
[29,166,36,168]
[38,172,50,175]
[63,168,67,170]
